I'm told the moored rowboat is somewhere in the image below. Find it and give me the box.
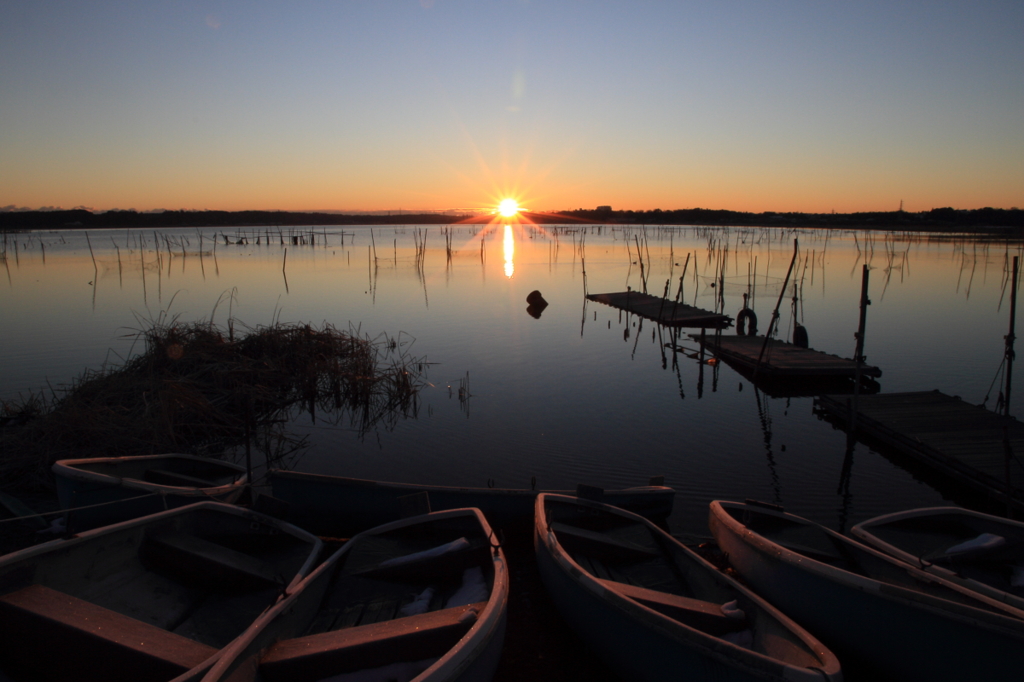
[535,493,842,682]
[53,453,248,532]
[201,507,508,682]
[268,468,674,536]
[0,501,322,682]
[850,506,1024,611]
[709,500,1024,682]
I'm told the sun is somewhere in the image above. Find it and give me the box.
[497,198,520,218]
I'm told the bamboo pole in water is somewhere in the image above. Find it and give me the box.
[755,239,799,376]
[1005,255,1018,417]
[849,264,871,446]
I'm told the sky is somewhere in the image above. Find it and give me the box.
[1,1,1022,214]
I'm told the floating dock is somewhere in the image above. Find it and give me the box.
[587,292,731,328]
[688,334,882,379]
[814,390,1024,512]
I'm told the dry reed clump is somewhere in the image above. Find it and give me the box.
[0,321,426,492]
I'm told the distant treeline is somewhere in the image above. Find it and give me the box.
[1,206,1022,233]
[0,209,468,232]
[564,206,1024,232]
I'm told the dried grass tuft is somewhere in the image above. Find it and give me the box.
[1,320,426,492]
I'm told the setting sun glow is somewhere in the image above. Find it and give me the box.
[497,199,520,218]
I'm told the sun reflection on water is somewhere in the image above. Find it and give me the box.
[503,224,515,278]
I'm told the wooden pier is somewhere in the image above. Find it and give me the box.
[689,334,882,379]
[814,391,1024,512]
[586,291,731,328]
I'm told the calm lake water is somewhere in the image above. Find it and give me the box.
[3,224,1023,538]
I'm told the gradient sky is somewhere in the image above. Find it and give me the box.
[2,1,1022,214]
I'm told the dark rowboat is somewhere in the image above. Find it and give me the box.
[850,506,1024,611]
[53,454,248,532]
[534,494,841,682]
[268,468,674,536]
[201,507,508,682]
[0,501,322,682]
[709,500,1024,682]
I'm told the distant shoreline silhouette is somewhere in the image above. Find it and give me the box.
[2,206,1021,234]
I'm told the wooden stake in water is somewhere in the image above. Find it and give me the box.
[1005,255,1018,418]
[85,232,97,272]
[849,263,870,445]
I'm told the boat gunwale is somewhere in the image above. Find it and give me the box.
[709,500,1024,629]
[535,493,841,681]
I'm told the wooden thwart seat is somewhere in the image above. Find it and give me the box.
[597,579,747,636]
[0,584,216,682]
[924,537,1024,566]
[551,522,660,561]
[144,531,283,591]
[258,601,485,682]
[354,538,489,582]
[143,468,221,488]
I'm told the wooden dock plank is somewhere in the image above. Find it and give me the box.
[689,334,882,379]
[814,390,1024,511]
[586,292,731,328]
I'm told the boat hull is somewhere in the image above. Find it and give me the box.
[268,469,674,536]
[709,501,1024,682]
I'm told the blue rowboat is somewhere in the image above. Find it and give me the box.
[0,501,321,682]
[534,494,841,682]
[53,454,248,532]
[851,506,1024,612]
[709,500,1024,682]
[200,507,508,682]
[267,468,674,536]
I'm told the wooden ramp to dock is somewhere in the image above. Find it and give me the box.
[814,391,1024,511]
[688,334,882,379]
[586,292,731,328]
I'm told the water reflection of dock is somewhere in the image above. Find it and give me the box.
[815,391,1024,512]
[689,334,882,379]
[586,291,731,328]
[721,357,881,398]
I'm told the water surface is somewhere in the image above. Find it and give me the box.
[3,224,1022,536]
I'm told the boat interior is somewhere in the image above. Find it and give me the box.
[0,507,315,682]
[73,456,245,488]
[860,512,1024,599]
[255,513,496,682]
[545,499,826,669]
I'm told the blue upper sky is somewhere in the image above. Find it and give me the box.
[2,1,1021,213]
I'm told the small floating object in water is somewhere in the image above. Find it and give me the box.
[526,290,549,319]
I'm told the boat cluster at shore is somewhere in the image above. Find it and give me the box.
[0,453,1022,681]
